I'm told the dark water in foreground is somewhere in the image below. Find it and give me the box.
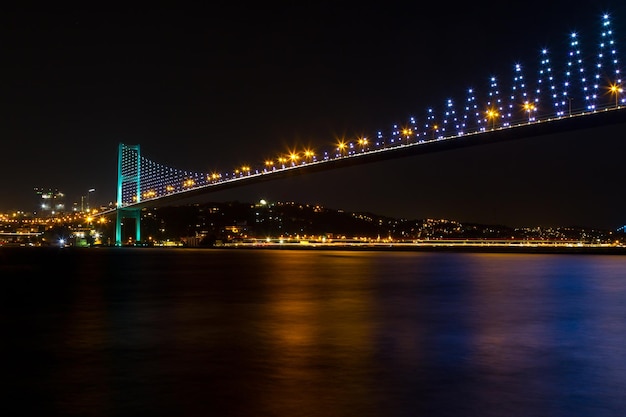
[2,247,626,417]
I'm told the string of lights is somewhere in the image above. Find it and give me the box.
[117,13,624,207]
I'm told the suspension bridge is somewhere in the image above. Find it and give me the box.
[98,13,625,246]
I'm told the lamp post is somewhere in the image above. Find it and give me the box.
[610,84,623,107]
[402,128,412,145]
[486,109,498,130]
[289,152,299,166]
[336,141,347,157]
[568,97,572,116]
[523,102,535,123]
[357,137,368,152]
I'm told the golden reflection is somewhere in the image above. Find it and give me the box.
[259,251,381,415]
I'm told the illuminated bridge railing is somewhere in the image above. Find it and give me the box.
[117,107,623,208]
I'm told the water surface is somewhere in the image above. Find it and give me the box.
[2,247,626,416]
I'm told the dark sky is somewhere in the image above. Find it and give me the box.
[2,2,626,229]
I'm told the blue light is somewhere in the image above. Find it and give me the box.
[115,12,625,203]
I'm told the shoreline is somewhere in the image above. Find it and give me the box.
[4,244,626,255]
[216,244,626,255]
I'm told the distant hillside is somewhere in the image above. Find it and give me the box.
[137,201,623,245]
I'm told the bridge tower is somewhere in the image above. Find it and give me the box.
[115,143,142,245]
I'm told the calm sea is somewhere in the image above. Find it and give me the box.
[2,247,626,417]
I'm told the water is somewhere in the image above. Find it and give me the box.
[2,247,626,417]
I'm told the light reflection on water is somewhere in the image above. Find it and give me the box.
[2,248,626,416]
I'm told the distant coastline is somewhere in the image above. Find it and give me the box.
[4,239,626,256]
[211,244,626,255]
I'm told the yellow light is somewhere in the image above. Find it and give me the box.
[485,109,499,129]
[609,83,623,106]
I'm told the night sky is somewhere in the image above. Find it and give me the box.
[2,2,626,229]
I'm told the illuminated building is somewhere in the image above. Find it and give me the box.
[34,187,66,215]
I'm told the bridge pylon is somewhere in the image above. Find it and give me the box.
[115,143,142,246]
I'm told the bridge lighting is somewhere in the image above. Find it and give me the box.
[336,140,347,156]
[609,83,623,106]
[523,102,536,123]
[486,109,499,129]
[108,13,623,223]
[402,128,412,145]
[357,137,368,151]
[425,108,436,139]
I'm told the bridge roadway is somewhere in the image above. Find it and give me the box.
[99,107,626,215]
